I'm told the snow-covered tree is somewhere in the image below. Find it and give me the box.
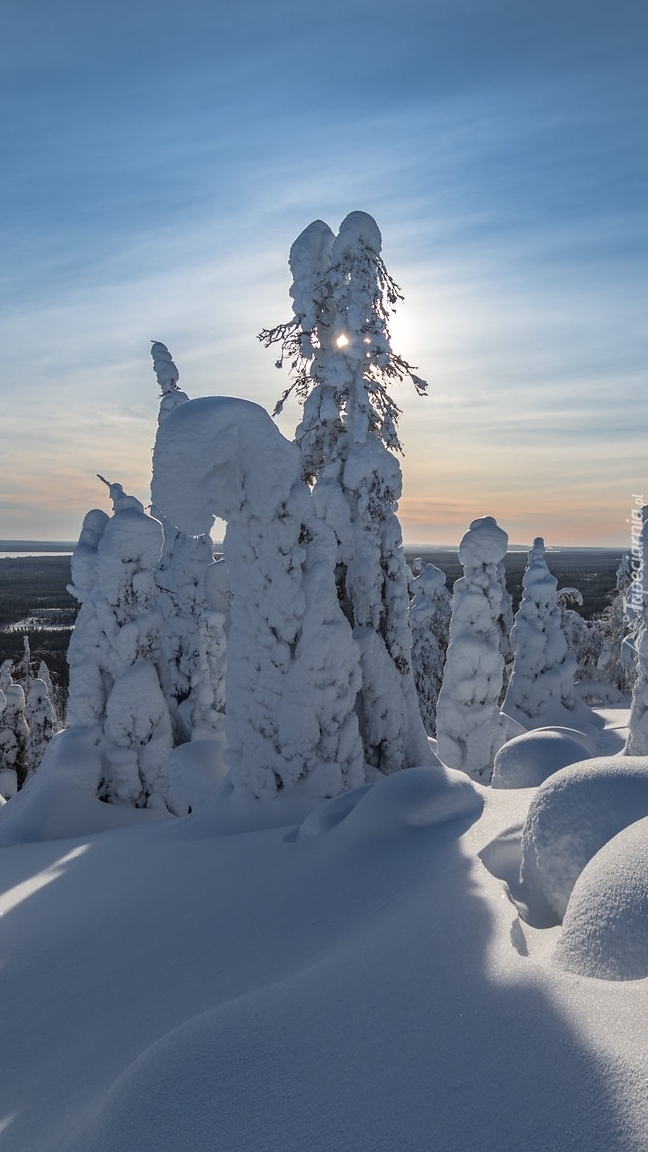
[556,587,603,680]
[409,561,451,735]
[435,517,509,779]
[503,538,577,728]
[24,678,57,781]
[150,342,225,742]
[0,677,29,787]
[260,211,431,773]
[67,480,173,807]
[152,395,364,800]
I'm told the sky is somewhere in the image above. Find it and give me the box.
[1,0,646,546]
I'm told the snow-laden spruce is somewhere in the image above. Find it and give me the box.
[152,395,364,799]
[625,517,648,753]
[435,516,509,779]
[24,678,56,782]
[149,342,225,742]
[409,561,451,735]
[260,211,431,772]
[502,538,578,728]
[66,480,174,806]
[0,672,29,787]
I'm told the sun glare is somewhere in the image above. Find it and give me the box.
[336,334,349,348]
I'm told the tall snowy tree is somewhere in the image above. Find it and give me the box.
[260,211,431,773]
[502,538,577,728]
[596,552,639,695]
[152,395,364,800]
[149,342,225,742]
[67,479,174,807]
[435,516,509,779]
[408,561,451,736]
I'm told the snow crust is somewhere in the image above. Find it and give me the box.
[519,754,648,922]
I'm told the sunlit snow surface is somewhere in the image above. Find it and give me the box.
[0,708,647,1151]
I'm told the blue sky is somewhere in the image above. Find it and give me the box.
[1,0,646,545]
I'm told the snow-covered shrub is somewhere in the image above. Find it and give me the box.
[408,562,451,735]
[260,211,431,772]
[67,481,174,807]
[502,538,578,728]
[435,516,509,780]
[149,342,225,742]
[152,394,365,800]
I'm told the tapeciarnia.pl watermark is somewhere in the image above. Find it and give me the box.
[627,493,644,611]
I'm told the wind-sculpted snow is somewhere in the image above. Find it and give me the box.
[519,755,648,924]
[153,396,364,798]
[556,814,648,980]
[296,764,482,841]
[491,727,594,789]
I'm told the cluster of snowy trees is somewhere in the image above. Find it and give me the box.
[0,640,59,796]
[6,210,644,811]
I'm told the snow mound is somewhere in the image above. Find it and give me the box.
[556,815,648,980]
[519,755,648,924]
[0,728,171,845]
[297,763,482,841]
[491,727,594,789]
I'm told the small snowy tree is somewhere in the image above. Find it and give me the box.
[0,677,29,787]
[435,517,509,779]
[24,678,57,781]
[502,538,577,728]
[409,562,451,735]
[260,211,431,773]
[556,588,603,680]
[149,342,225,742]
[152,395,364,800]
[67,479,174,807]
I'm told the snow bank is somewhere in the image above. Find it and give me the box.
[491,727,594,789]
[555,814,648,980]
[519,755,648,923]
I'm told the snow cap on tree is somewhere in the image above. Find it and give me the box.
[151,341,180,393]
[151,341,190,423]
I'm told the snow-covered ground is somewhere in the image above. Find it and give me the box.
[0,705,647,1151]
